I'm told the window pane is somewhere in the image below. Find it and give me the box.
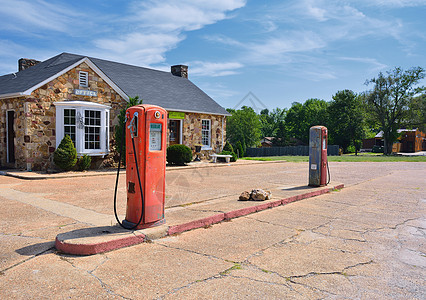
[84,110,101,150]
[64,109,76,145]
[201,120,211,146]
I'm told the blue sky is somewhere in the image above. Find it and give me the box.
[1,0,425,111]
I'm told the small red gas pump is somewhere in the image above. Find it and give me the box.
[308,126,329,187]
[114,104,167,230]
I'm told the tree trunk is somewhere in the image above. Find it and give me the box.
[383,137,393,155]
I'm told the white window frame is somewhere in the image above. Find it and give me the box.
[79,71,88,87]
[55,101,110,156]
[201,119,212,150]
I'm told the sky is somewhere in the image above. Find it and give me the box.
[1,0,425,112]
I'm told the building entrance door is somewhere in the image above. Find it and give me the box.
[7,110,15,163]
[169,120,181,145]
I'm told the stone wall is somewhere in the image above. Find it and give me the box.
[0,62,127,170]
[0,97,25,168]
[181,113,226,159]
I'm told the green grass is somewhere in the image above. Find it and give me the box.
[242,153,426,162]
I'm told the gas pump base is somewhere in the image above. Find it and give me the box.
[122,218,166,230]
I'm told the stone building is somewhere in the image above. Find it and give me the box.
[0,53,229,171]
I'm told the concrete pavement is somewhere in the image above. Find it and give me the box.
[0,161,425,299]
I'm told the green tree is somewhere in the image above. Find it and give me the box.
[114,96,143,163]
[364,67,425,155]
[226,106,261,151]
[285,99,328,145]
[406,94,426,132]
[328,90,365,155]
[259,108,287,137]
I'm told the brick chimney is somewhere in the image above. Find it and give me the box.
[171,65,188,79]
[18,58,41,71]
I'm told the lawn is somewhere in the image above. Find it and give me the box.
[242,153,426,162]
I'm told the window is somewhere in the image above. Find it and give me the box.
[85,110,101,149]
[79,71,88,87]
[201,119,211,149]
[55,101,110,156]
[64,109,76,145]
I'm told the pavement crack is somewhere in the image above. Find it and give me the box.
[57,254,129,299]
[154,241,226,262]
[0,247,54,274]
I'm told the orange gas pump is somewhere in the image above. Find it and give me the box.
[114,104,167,230]
[308,126,330,187]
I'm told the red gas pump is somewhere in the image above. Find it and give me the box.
[308,126,329,187]
[114,104,167,230]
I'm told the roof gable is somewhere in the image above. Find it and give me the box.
[0,52,229,115]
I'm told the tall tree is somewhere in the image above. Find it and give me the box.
[328,90,365,155]
[406,94,426,132]
[364,67,425,155]
[259,108,287,137]
[226,106,262,151]
[285,99,328,145]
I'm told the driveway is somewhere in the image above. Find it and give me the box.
[0,161,425,298]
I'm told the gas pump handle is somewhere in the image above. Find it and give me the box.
[127,112,138,138]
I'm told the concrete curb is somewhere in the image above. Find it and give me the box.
[3,160,284,180]
[55,183,344,256]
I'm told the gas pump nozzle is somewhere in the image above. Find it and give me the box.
[127,112,138,138]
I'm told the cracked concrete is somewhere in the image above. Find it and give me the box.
[0,162,425,298]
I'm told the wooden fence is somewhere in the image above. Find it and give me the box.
[246,145,339,157]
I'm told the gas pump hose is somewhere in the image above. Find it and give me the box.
[113,122,145,230]
[326,159,331,185]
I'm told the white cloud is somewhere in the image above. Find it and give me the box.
[129,0,246,32]
[0,0,85,33]
[354,0,426,7]
[189,61,244,77]
[94,33,184,66]
[91,0,246,66]
[338,57,388,73]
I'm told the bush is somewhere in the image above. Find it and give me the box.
[223,142,234,153]
[235,140,245,158]
[346,145,356,153]
[372,145,384,153]
[77,154,91,171]
[53,135,77,171]
[219,150,237,162]
[167,144,193,165]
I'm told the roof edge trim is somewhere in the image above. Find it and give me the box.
[18,57,129,101]
[164,107,231,116]
[0,92,25,99]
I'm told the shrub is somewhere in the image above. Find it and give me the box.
[77,154,91,171]
[223,142,234,153]
[219,150,237,162]
[372,145,384,153]
[53,135,77,171]
[167,144,193,165]
[235,141,245,158]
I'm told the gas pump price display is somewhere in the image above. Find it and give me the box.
[149,123,162,151]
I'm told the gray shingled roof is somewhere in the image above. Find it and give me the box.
[0,52,229,115]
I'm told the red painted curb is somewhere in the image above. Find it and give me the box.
[167,213,225,235]
[224,206,257,219]
[55,234,145,256]
[55,183,345,255]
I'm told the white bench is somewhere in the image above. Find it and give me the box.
[211,153,233,163]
